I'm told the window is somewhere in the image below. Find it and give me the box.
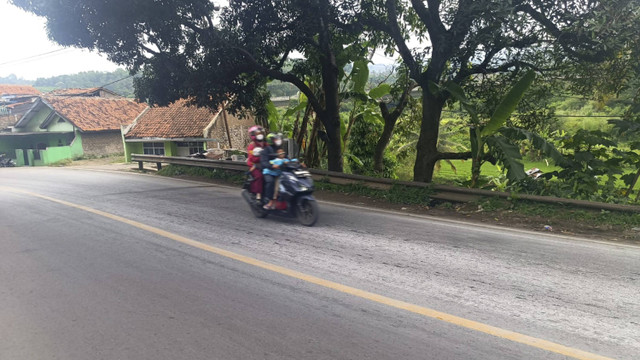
[176,141,204,154]
[143,142,165,155]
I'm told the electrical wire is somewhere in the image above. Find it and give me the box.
[0,48,73,68]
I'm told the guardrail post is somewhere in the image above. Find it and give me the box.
[156,162,162,171]
[138,161,143,170]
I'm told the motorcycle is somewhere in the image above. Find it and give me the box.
[0,154,15,167]
[241,160,319,226]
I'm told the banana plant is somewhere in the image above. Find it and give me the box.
[444,70,537,187]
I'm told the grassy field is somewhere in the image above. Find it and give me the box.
[398,158,639,197]
[431,160,558,183]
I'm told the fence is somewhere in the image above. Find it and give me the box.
[131,154,640,213]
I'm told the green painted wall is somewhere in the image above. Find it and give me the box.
[27,149,35,166]
[20,108,51,133]
[14,149,24,167]
[123,141,187,162]
[124,142,143,162]
[165,141,176,156]
[41,145,73,164]
[46,115,75,132]
[0,132,83,166]
[70,131,84,158]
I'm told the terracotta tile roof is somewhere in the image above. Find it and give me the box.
[43,96,147,132]
[125,99,220,139]
[0,84,41,96]
[48,88,100,96]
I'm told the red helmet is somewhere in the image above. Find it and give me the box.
[248,125,265,141]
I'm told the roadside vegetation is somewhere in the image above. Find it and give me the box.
[11,0,640,208]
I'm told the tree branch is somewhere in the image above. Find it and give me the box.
[447,0,476,47]
[437,151,472,160]
[516,3,610,62]
[232,47,324,116]
[410,0,446,38]
[384,0,420,79]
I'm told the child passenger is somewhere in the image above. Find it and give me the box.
[263,148,289,209]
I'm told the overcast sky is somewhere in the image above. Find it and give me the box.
[0,0,399,81]
[0,0,120,80]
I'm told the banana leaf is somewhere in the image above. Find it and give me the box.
[485,135,527,182]
[481,70,536,137]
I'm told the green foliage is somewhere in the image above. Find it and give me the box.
[350,60,370,95]
[368,83,391,100]
[347,110,397,178]
[541,129,627,201]
[484,136,527,182]
[33,68,135,97]
[0,74,31,85]
[370,0,640,182]
[315,181,433,205]
[157,165,245,184]
[482,71,536,137]
[444,70,538,186]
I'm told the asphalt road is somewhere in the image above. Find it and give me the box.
[1,167,639,360]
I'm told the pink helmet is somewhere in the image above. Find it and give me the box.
[248,125,265,141]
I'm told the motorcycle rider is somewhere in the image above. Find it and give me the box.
[246,125,266,199]
[260,133,284,209]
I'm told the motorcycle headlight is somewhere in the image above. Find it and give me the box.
[299,186,308,191]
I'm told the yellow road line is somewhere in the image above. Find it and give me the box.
[2,186,615,360]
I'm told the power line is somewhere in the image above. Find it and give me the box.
[45,75,135,99]
[0,48,73,67]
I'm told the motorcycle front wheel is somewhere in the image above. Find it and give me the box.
[296,199,318,226]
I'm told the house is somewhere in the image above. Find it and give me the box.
[0,84,41,130]
[122,99,255,161]
[48,87,122,98]
[0,96,146,166]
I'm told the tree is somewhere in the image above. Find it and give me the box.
[12,0,373,172]
[364,0,640,182]
[446,70,538,187]
[373,68,415,173]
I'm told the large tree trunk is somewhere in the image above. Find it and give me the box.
[413,90,445,182]
[321,110,343,172]
[307,117,321,168]
[316,0,343,172]
[318,74,343,171]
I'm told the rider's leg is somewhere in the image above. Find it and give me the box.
[263,174,275,209]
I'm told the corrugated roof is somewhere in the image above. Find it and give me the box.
[43,96,147,132]
[0,84,41,96]
[125,99,220,139]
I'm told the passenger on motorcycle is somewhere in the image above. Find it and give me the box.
[246,125,266,199]
[263,148,293,209]
[260,133,284,209]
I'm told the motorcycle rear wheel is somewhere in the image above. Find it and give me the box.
[296,199,318,226]
[250,200,268,218]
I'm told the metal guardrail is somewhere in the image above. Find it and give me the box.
[131,154,640,213]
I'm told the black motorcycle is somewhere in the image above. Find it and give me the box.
[0,154,15,167]
[242,160,319,226]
